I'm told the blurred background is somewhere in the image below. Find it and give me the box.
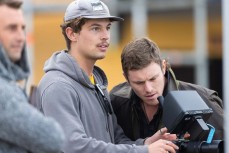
[23,0,223,99]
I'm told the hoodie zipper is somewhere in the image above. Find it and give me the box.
[94,84,112,140]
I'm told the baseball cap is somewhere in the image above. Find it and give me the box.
[64,0,124,22]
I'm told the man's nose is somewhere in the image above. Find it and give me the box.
[144,82,153,93]
[100,29,110,40]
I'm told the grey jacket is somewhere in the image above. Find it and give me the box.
[0,45,65,153]
[35,50,148,153]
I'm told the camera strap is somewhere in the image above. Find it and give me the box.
[95,84,112,115]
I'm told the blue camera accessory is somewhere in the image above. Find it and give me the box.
[206,124,215,143]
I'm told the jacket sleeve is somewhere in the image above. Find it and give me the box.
[41,82,148,153]
[0,82,65,153]
[205,92,224,140]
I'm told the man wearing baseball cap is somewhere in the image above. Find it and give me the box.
[35,0,178,153]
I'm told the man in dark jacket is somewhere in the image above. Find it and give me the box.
[110,37,224,142]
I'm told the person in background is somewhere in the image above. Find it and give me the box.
[0,0,65,152]
[110,37,224,142]
[34,0,179,153]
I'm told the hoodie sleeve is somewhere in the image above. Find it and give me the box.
[41,81,148,153]
[0,80,65,153]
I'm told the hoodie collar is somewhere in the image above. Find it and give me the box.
[44,50,108,89]
[0,44,30,82]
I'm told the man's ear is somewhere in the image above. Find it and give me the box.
[162,60,167,75]
[66,27,78,42]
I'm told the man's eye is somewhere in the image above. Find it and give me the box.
[92,27,100,31]
[136,82,144,85]
[150,74,159,81]
[150,78,156,81]
[9,26,17,32]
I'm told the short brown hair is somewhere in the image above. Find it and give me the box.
[0,0,23,9]
[60,17,88,50]
[121,37,168,78]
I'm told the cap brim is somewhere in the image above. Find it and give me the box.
[82,15,124,21]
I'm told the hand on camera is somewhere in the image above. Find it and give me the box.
[148,139,179,153]
[144,127,177,145]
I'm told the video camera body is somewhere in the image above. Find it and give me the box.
[158,91,224,153]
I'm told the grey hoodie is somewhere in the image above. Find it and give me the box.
[35,50,148,153]
[0,45,65,153]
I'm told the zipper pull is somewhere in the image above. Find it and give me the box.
[95,84,105,96]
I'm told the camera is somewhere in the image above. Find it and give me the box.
[158,90,224,153]
[174,139,223,153]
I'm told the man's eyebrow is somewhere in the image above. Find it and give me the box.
[133,80,145,84]
[150,73,159,79]
[131,79,145,84]
[89,23,101,27]
[89,23,111,27]
[132,73,160,83]
[7,23,26,28]
[7,24,17,28]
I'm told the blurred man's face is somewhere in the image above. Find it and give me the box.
[127,61,166,107]
[0,5,26,62]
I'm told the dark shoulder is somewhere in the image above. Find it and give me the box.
[178,81,216,96]
[178,81,223,107]
[110,82,131,98]
[178,81,222,105]
[109,82,132,111]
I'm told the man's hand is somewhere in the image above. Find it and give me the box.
[148,139,179,153]
[144,127,177,145]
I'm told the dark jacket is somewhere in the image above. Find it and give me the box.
[110,69,224,141]
[0,45,65,153]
